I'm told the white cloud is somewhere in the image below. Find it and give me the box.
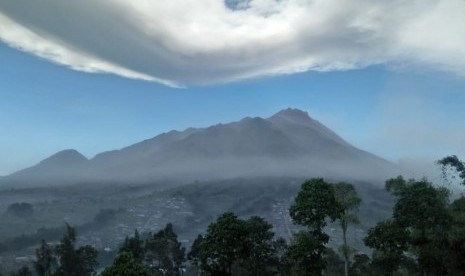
[0,0,464,86]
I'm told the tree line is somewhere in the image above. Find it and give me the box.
[3,155,465,276]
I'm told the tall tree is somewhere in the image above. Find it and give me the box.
[240,216,276,276]
[119,230,145,263]
[289,178,342,230]
[54,224,98,276]
[35,240,57,276]
[145,223,185,276]
[288,178,343,276]
[200,212,246,276]
[333,182,361,276]
[187,234,205,275]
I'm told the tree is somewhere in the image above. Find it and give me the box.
[35,240,57,276]
[446,196,465,274]
[365,176,452,275]
[391,178,450,275]
[101,252,150,276]
[193,213,286,276]
[364,220,410,275]
[55,224,98,276]
[119,230,145,263]
[200,212,246,276]
[438,155,465,186]
[349,254,371,276]
[323,248,345,276]
[288,178,343,276]
[240,216,276,276]
[187,234,205,275]
[333,182,361,276]
[286,230,329,276]
[269,237,290,276]
[145,223,185,276]
[289,178,342,230]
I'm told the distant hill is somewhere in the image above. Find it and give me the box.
[1,108,398,187]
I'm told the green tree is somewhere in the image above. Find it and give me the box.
[101,252,150,276]
[55,224,98,276]
[349,254,371,276]
[391,177,450,275]
[363,220,410,275]
[240,216,276,276]
[446,196,465,274]
[323,248,345,276]
[289,178,342,230]
[187,234,205,275]
[270,237,290,276]
[145,223,185,276]
[438,155,465,186]
[34,240,57,276]
[286,230,329,276]
[288,178,343,276]
[200,212,246,276]
[119,230,145,263]
[365,176,452,275]
[334,182,361,276]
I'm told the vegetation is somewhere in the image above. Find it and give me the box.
[5,155,465,275]
[334,182,361,276]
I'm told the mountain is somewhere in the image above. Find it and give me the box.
[1,108,398,187]
[5,149,88,185]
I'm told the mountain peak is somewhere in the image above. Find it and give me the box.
[272,108,311,119]
[40,149,88,166]
[269,108,314,125]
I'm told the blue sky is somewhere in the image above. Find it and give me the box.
[1,41,465,175]
[1,0,465,176]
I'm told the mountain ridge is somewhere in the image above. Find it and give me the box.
[1,108,398,187]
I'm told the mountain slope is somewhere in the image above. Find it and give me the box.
[1,109,398,186]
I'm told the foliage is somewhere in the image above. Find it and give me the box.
[240,216,277,276]
[145,223,185,276]
[200,212,246,275]
[54,224,98,276]
[119,230,145,263]
[364,220,411,275]
[334,182,361,276]
[349,253,371,276]
[191,212,286,276]
[289,178,342,230]
[446,196,465,274]
[35,240,57,276]
[101,252,150,276]
[288,178,344,275]
[187,234,204,267]
[31,224,98,276]
[365,176,455,275]
[286,230,328,276]
[438,155,465,186]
